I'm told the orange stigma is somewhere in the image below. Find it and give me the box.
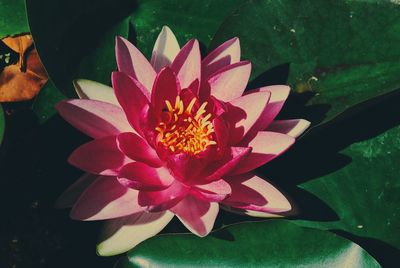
[155,96,216,155]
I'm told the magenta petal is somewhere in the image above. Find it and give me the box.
[192,179,232,202]
[202,37,240,79]
[244,85,290,140]
[117,132,162,167]
[71,176,143,221]
[112,71,150,135]
[68,136,131,176]
[171,39,201,90]
[151,67,180,113]
[118,162,174,191]
[202,147,252,182]
[115,36,156,94]
[170,195,219,237]
[138,181,188,212]
[231,131,295,175]
[223,173,291,214]
[267,119,310,138]
[208,61,251,102]
[55,173,98,208]
[56,99,133,139]
[225,91,271,144]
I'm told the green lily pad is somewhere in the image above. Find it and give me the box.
[26,0,134,97]
[0,0,29,38]
[295,121,400,250]
[117,220,379,267]
[32,79,66,124]
[131,0,243,57]
[210,0,400,124]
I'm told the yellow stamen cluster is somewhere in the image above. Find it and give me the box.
[155,96,216,155]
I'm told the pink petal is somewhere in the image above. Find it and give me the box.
[55,173,98,208]
[71,176,143,221]
[165,152,208,183]
[267,119,310,138]
[138,181,188,212]
[230,131,295,175]
[192,179,232,202]
[171,39,201,90]
[170,195,219,237]
[73,79,119,106]
[151,26,180,72]
[118,162,174,191]
[97,211,174,256]
[244,85,290,140]
[202,37,240,79]
[115,36,156,94]
[202,147,252,182]
[208,61,251,102]
[151,67,180,114]
[213,116,229,148]
[117,132,162,167]
[223,173,291,214]
[225,91,271,144]
[55,99,133,139]
[68,136,131,176]
[112,71,150,135]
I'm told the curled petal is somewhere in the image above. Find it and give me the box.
[117,132,162,167]
[97,211,174,256]
[170,195,219,237]
[244,85,290,140]
[171,39,201,91]
[71,176,143,221]
[112,71,150,135]
[118,162,174,191]
[225,91,271,144]
[151,67,180,114]
[151,26,180,72]
[202,147,252,182]
[223,173,291,214]
[115,36,156,94]
[208,61,251,102]
[138,181,189,212]
[73,79,119,106]
[192,179,232,202]
[55,99,133,139]
[202,37,240,78]
[55,173,98,208]
[68,136,131,176]
[267,119,310,138]
[231,131,295,175]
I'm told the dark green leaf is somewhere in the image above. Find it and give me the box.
[0,0,29,37]
[32,79,65,124]
[131,0,243,57]
[26,0,134,97]
[295,123,400,249]
[210,0,400,124]
[117,220,379,267]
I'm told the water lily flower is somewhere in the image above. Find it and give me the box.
[56,26,310,256]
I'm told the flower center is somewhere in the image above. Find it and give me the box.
[155,96,216,155]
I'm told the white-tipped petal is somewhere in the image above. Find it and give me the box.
[151,26,180,72]
[73,79,119,106]
[267,119,311,138]
[96,211,174,256]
